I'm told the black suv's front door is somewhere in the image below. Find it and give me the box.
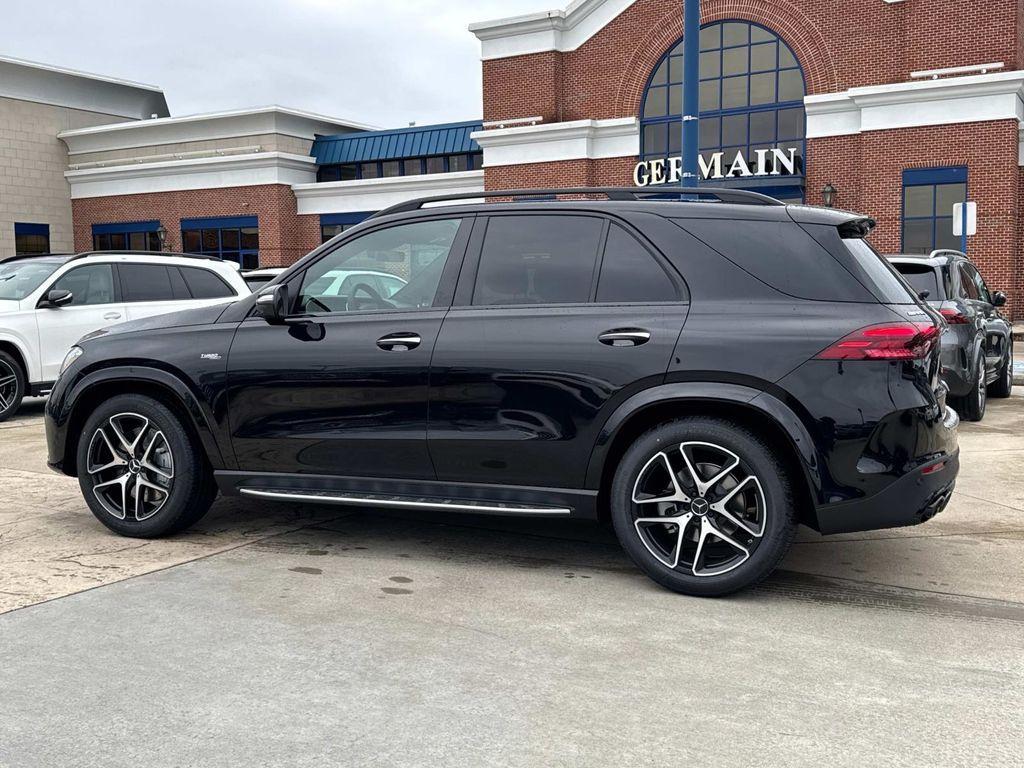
[226,216,471,479]
[427,212,690,489]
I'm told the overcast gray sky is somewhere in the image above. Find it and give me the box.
[0,0,558,128]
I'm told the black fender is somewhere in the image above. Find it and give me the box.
[584,382,822,502]
[54,365,229,472]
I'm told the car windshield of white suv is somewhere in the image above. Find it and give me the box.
[0,259,64,301]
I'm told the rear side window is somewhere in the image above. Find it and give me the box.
[180,266,234,299]
[119,264,175,302]
[597,225,679,303]
[891,263,941,300]
[674,219,876,302]
[472,215,604,306]
[841,239,919,304]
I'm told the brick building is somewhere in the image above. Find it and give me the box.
[6,1,1024,317]
[469,0,1024,317]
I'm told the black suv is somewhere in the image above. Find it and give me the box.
[46,188,959,596]
[887,250,1013,421]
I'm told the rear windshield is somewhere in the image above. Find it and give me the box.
[842,239,920,305]
[891,262,941,300]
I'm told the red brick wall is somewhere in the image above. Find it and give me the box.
[72,185,322,268]
[483,0,1022,123]
[806,121,1023,316]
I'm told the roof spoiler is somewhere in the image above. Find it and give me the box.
[837,217,877,239]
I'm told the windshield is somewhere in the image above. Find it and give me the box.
[0,259,63,301]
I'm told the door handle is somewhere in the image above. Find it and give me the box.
[599,329,651,347]
[377,333,421,351]
[103,312,122,321]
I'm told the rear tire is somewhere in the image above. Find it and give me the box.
[610,417,798,597]
[988,345,1013,399]
[957,359,987,421]
[0,351,26,423]
[76,394,217,538]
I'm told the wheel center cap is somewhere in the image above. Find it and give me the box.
[128,459,142,474]
[690,497,710,516]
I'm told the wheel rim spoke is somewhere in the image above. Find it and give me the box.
[140,431,174,480]
[631,452,690,505]
[709,475,765,537]
[679,442,740,497]
[693,516,749,576]
[87,427,127,475]
[634,512,693,569]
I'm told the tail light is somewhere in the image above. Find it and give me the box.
[815,322,940,361]
[939,307,969,325]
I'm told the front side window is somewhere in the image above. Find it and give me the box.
[902,168,967,255]
[50,265,116,306]
[15,223,50,256]
[472,216,605,307]
[959,263,989,302]
[297,218,463,314]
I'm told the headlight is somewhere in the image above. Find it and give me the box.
[59,346,84,377]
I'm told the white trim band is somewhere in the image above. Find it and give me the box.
[472,117,639,167]
[806,70,1024,138]
[470,0,636,60]
[65,152,317,199]
[293,170,485,215]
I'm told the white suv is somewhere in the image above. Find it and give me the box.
[0,252,250,421]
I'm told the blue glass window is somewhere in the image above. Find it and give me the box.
[901,167,968,255]
[14,222,50,256]
[316,153,482,183]
[640,20,806,199]
[92,221,161,252]
[181,216,259,270]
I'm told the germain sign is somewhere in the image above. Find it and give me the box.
[633,148,801,187]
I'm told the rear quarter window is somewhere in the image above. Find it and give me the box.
[672,219,876,302]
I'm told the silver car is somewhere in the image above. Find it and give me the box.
[887,250,1012,421]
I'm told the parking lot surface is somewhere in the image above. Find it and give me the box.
[2,396,1023,766]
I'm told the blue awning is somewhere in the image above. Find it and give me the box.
[312,121,482,166]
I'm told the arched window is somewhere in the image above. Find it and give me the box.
[640,20,806,201]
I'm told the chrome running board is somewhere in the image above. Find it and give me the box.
[238,487,573,516]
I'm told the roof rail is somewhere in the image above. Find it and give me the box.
[69,250,226,263]
[370,186,786,220]
[0,252,74,264]
[928,248,966,259]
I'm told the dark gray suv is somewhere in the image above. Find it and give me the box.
[888,250,1012,421]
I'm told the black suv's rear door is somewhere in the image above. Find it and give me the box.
[427,212,689,489]
[226,216,471,479]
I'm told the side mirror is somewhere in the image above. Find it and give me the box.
[992,291,1007,308]
[40,289,73,308]
[256,284,290,325]
[918,290,930,301]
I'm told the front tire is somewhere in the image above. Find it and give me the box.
[610,417,797,597]
[0,351,26,423]
[76,394,216,538]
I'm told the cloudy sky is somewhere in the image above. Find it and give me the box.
[0,0,558,127]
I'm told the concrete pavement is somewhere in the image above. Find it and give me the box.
[1,395,1023,766]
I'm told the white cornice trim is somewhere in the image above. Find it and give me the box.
[58,106,378,155]
[470,0,636,60]
[471,118,638,167]
[293,171,485,215]
[806,70,1024,138]
[65,152,317,199]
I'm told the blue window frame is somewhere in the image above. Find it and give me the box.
[320,212,372,243]
[316,153,483,183]
[640,20,806,200]
[92,220,161,252]
[181,215,259,269]
[14,222,50,256]
[901,167,968,255]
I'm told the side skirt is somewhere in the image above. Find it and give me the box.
[215,471,598,519]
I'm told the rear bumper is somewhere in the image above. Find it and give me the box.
[815,407,959,535]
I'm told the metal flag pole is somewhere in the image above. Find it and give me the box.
[681,0,701,188]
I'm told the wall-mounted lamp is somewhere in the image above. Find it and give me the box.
[821,183,838,208]
[156,225,167,251]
